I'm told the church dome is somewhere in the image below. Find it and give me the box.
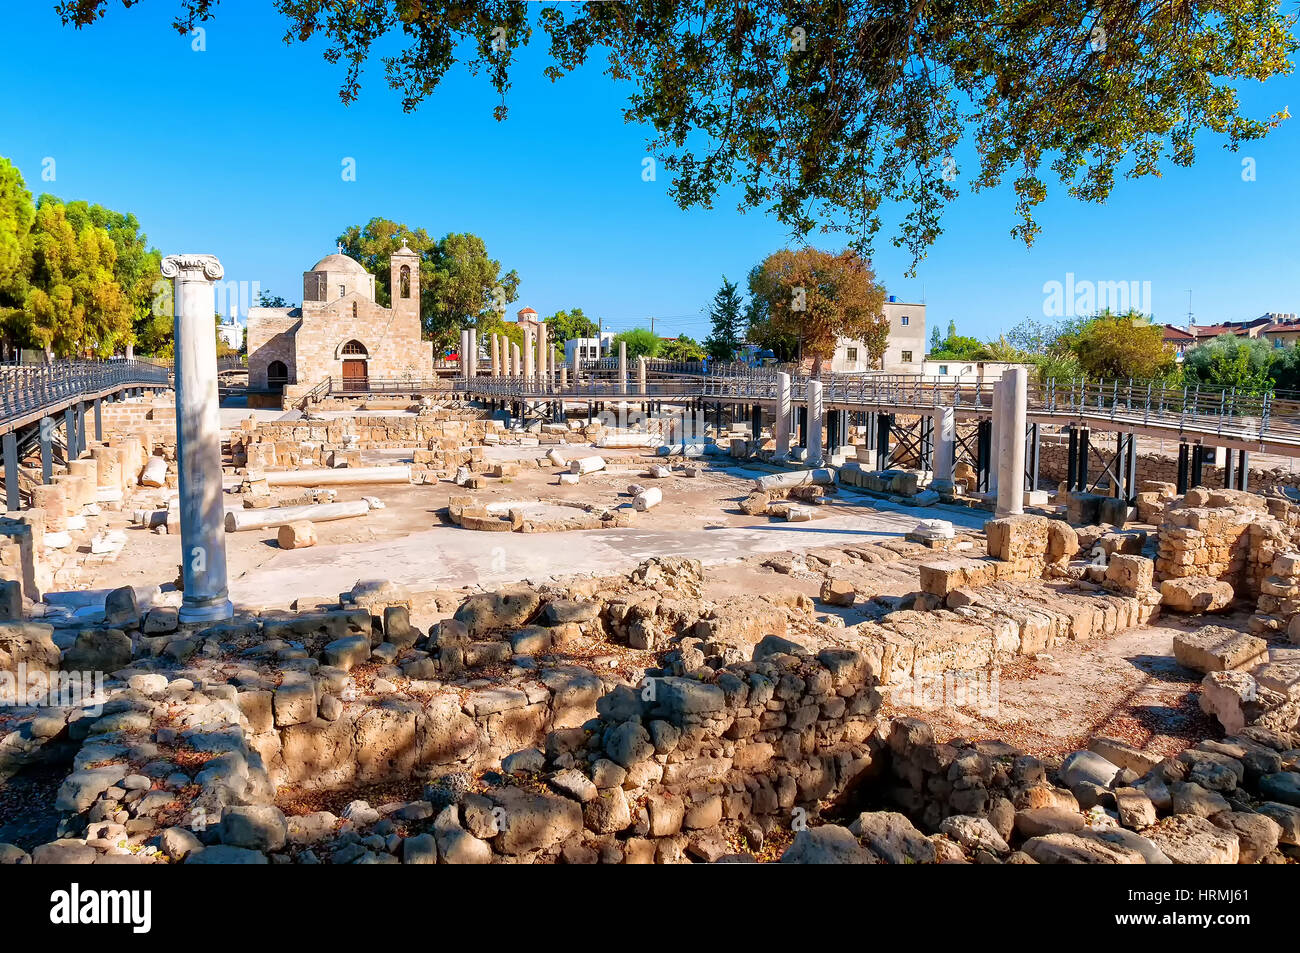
[309,253,368,275]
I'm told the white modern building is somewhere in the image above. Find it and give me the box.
[217,319,243,351]
[564,333,614,366]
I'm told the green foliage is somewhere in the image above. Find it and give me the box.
[748,247,887,377]
[0,161,159,358]
[256,288,293,308]
[704,276,744,361]
[1182,334,1282,395]
[611,327,661,360]
[62,3,1298,265]
[930,322,989,360]
[547,307,599,344]
[660,334,705,362]
[1070,310,1177,381]
[338,219,520,351]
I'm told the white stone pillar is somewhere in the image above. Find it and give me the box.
[618,341,628,395]
[460,330,469,380]
[510,342,520,377]
[469,328,478,379]
[931,407,955,491]
[774,372,792,458]
[162,254,232,624]
[638,356,647,396]
[995,368,1028,516]
[523,328,535,381]
[987,378,1001,496]
[805,379,825,467]
[538,323,549,390]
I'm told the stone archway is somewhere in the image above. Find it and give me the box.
[339,339,369,392]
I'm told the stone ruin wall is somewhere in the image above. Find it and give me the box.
[2,396,177,603]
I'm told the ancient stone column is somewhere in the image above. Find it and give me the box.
[805,379,825,467]
[538,323,549,389]
[459,330,469,380]
[995,368,1028,517]
[162,253,233,623]
[987,378,1001,496]
[492,334,501,377]
[774,372,792,458]
[931,407,955,492]
[523,328,535,381]
[510,342,520,377]
[638,356,648,396]
[618,341,628,396]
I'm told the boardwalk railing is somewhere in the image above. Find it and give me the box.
[450,371,1300,452]
[1,359,172,430]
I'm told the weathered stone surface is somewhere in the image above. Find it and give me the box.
[1256,802,1300,845]
[1146,815,1240,864]
[103,586,140,628]
[220,805,288,852]
[778,825,874,864]
[487,787,583,855]
[1020,832,1146,864]
[1015,807,1085,838]
[1259,772,1300,806]
[848,811,935,864]
[454,585,542,636]
[61,628,132,673]
[0,622,59,676]
[1059,750,1120,789]
[820,577,856,607]
[277,520,317,550]
[604,721,654,769]
[55,764,127,813]
[583,787,632,833]
[548,769,598,803]
[940,814,1009,854]
[1159,577,1233,614]
[1199,670,1258,735]
[1114,788,1157,830]
[1210,811,1282,864]
[1173,626,1268,674]
[323,634,371,671]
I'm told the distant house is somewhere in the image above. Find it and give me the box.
[564,333,613,366]
[919,359,1034,384]
[1161,324,1195,361]
[217,319,243,351]
[1260,313,1300,349]
[829,298,925,373]
[1187,316,1273,341]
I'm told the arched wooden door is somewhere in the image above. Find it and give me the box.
[340,340,369,391]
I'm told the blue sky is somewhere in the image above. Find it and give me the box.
[1,4,1297,342]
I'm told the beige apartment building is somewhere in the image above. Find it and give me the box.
[829,298,926,373]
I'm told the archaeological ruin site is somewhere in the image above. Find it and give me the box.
[2,261,1298,878]
[6,10,1300,929]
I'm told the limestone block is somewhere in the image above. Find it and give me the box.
[277,520,318,550]
[1173,626,1268,674]
[1159,577,1233,614]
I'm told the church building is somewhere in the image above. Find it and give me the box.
[246,243,434,404]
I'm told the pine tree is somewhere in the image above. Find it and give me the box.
[705,276,743,361]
